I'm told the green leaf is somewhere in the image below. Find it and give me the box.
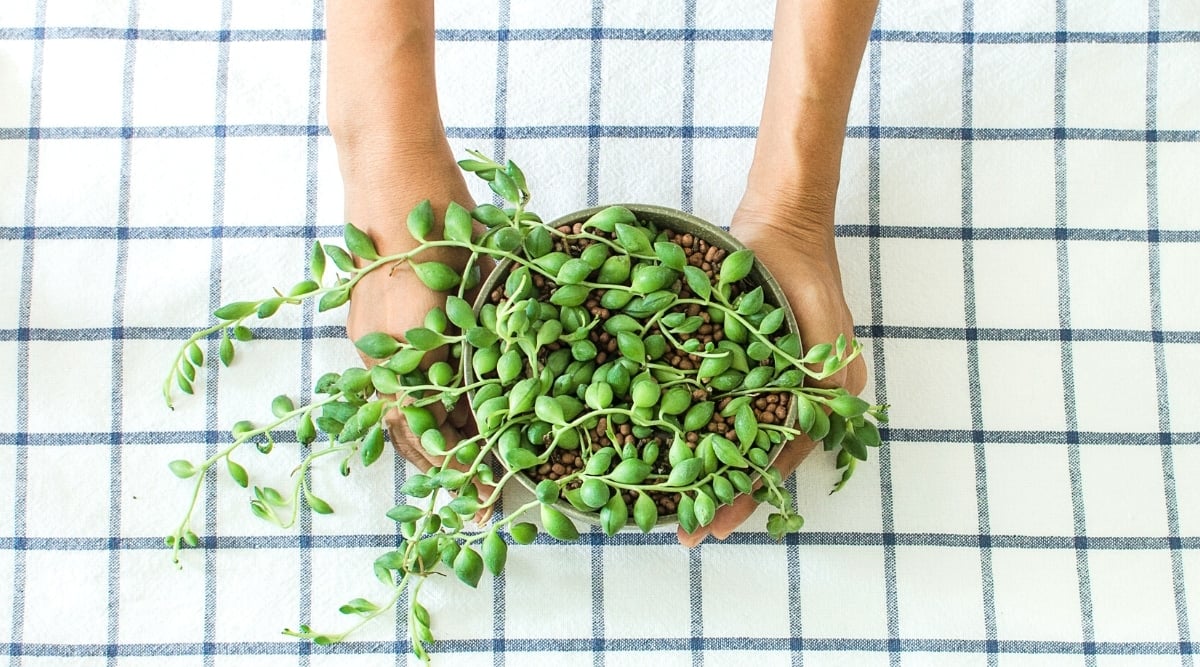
[666,458,704,487]
[677,494,698,534]
[608,458,651,484]
[737,286,764,315]
[585,447,617,476]
[225,458,249,488]
[801,343,833,364]
[600,494,628,536]
[524,225,552,258]
[504,447,540,471]
[758,307,786,335]
[597,254,632,284]
[360,425,385,467]
[186,342,203,366]
[384,348,425,374]
[399,474,435,498]
[355,332,403,359]
[404,327,445,351]
[317,289,350,312]
[616,331,646,365]
[631,265,676,294]
[556,258,593,285]
[306,491,334,515]
[325,245,355,272]
[445,295,477,330]
[411,261,462,291]
[443,201,473,243]
[386,504,425,523]
[633,493,658,532]
[693,491,716,527]
[453,546,484,588]
[683,265,712,300]
[683,401,715,433]
[483,531,508,575]
[540,504,580,541]
[711,435,748,468]
[368,365,403,395]
[734,405,758,449]
[168,459,196,478]
[614,223,651,254]
[218,331,234,367]
[719,248,755,285]
[843,430,869,461]
[830,394,870,418]
[550,284,590,307]
[401,200,433,242]
[213,301,256,320]
[270,394,294,418]
[308,240,326,283]
[532,393,564,424]
[654,241,687,271]
[343,223,379,260]
[400,406,438,436]
[489,169,520,203]
[535,479,560,504]
[583,205,636,232]
[338,597,380,616]
[448,496,479,516]
[472,203,511,228]
[175,373,197,400]
[465,327,499,349]
[510,522,538,544]
[578,479,610,509]
[712,475,735,505]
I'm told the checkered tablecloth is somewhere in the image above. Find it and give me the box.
[2,0,1199,665]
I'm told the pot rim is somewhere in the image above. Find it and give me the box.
[462,203,800,529]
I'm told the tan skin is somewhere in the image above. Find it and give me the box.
[327,0,876,545]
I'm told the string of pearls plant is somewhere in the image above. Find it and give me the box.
[163,152,888,663]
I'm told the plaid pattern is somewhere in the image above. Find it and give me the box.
[2,0,1198,664]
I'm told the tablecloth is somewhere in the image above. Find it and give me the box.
[2,0,1199,665]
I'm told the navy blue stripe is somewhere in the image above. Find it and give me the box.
[3,25,1199,44]
[200,3,234,665]
[680,1,697,213]
[3,124,1198,142]
[105,1,139,663]
[1053,1,1097,660]
[1144,1,1194,660]
[3,531,1199,552]
[8,2,48,664]
[585,1,603,208]
[957,3,999,660]
[864,10,900,667]
[2,637,1196,657]
[8,228,1200,251]
[6,224,1200,245]
[492,2,512,663]
[4,427,1198,448]
[292,2,324,663]
[7,223,1200,243]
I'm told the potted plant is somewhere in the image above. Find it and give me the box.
[162,152,887,663]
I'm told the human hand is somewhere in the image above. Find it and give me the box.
[676,198,867,547]
[338,155,496,520]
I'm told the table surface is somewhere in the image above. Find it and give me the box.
[2,1,1199,665]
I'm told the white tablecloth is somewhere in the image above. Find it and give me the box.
[2,0,1198,665]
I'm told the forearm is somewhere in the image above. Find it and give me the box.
[326,0,467,255]
[745,0,878,225]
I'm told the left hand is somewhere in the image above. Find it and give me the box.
[676,198,867,547]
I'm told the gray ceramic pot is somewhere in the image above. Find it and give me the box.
[465,204,799,529]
